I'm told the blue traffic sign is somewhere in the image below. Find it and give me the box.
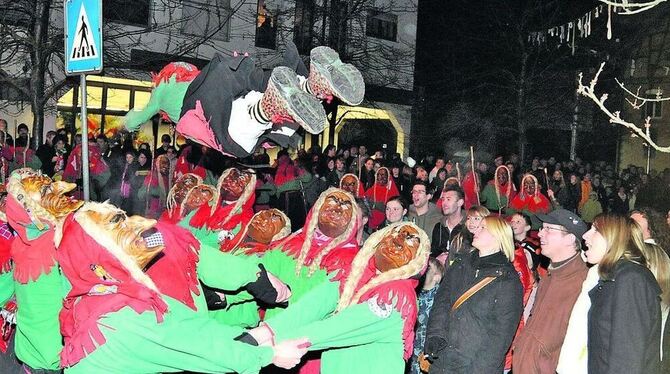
[65,0,103,75]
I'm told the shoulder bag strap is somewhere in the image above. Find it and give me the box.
[451,276,497,312]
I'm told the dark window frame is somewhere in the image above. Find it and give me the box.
[103,0,151,27]
[181,0,232,42]
[645,100,663,119]
[293,0,315,55]
[366,10,398,42]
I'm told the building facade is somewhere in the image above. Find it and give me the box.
[618,19,670,172]
[0,0,417,156]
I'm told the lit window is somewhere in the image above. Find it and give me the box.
[255,0,277,49]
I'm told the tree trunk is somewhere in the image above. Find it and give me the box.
[516,50,529,163]
[30,98,45,150]
[29,0,53,150]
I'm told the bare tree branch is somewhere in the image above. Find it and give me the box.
[598,0,668,15]
[577,61,670,152]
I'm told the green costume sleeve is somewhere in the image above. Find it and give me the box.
[28,156,42,170]
[275,173,313,196]
[274,302,403,351]
[66,299,273,374]
[0,269,14,305]
[14,266,66,370]
[258,249,330,321]
[226,290,255,305]
[210,290,260,329]
[264,278,340,334]
[197,244,261,291]
[124,77,190,131]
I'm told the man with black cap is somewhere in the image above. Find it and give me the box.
[513,209,588,374]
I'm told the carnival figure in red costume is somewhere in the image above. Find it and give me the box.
[62,143,111,201]
[365,167,399,230]
[160,173,202,223]
[125,44,364,159]
[138,154,173,219]
[242,222,431,373]
[509,174,551,215]
[339,173,365,198]
[188,168,256,232]
[256,188,361,318]
[0,184,16,356]
[56,201,308,373]
[4,169,83,372]
[221,187,359,372]
[461,169,480,209]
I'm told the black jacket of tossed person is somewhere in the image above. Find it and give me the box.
[588,260,662,374]
[179,44,307,159]
[424,250,523,374]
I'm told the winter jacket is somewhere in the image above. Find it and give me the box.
[431,219,465,259]
[610,194,630,215]
[568,183,582,211]
[424,250,523,374]
[408,203,442,238]
[512,253,588,374]
[588,260,661,374]
[549,181,575,212]
[580,196,603,223]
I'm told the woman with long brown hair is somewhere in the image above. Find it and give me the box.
[582,213,662,373]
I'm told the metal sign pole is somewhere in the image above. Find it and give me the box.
[80,74,90,201]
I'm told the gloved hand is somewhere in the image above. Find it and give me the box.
[271,338,311,369]
[246,264,291,305]
[201,283,227,311]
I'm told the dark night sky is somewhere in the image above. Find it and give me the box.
[411,0,639,161]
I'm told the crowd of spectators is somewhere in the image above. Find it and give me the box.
[3,122,670,373]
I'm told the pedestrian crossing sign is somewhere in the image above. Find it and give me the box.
[65,0,103,75]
